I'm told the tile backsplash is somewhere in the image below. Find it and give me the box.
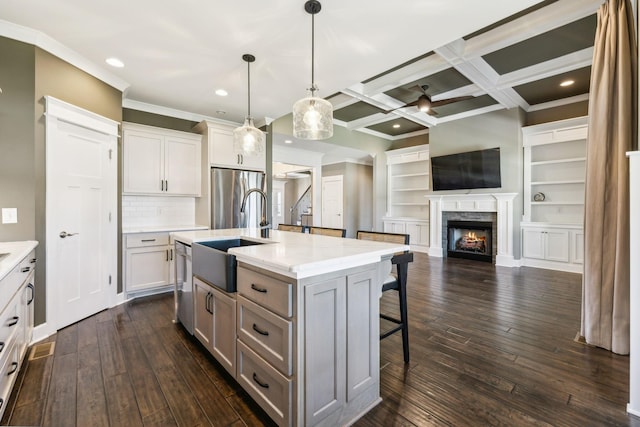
[122,196,195,227]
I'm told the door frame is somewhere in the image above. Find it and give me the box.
[321,175,344,229]
[41,97,119,338]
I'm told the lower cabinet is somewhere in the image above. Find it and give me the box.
[383,218,429,252]
[236,262,380,427]
[0,248,36,421]
[521,224,583,273]
[193,277,236,377]
[124,232,174,296]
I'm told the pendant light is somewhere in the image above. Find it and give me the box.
[233,54,264,156]
[292,0,333,140]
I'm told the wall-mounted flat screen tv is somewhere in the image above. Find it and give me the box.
[431,147,501,191]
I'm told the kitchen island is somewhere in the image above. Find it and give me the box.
[171,229,409,427]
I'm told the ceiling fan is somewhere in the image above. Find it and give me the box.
[384,84,474,116]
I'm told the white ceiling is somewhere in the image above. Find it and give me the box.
[0,0,543,126]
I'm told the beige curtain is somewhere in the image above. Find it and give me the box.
[581,0,637,355]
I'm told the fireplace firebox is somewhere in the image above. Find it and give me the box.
[446,220,493,262]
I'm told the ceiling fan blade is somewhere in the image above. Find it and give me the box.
[383,99,419,114]
[430,96,474,108]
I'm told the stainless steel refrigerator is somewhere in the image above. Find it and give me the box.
[211,167,266,229]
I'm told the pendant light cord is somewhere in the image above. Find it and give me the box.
[311,11,315,96]
[247,59,251,117]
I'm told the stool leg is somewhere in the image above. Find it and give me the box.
[397,262,409,363]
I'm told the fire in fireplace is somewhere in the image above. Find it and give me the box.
[446,220,493,262]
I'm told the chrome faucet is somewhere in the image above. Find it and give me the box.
[240,188,270,238]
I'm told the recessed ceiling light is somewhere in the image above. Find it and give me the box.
[392,124,401,129]
[284,139,293,144]
[105,57,124,68]
[560,79,575,87]
[216,110,226,115]
[215,89,228,96]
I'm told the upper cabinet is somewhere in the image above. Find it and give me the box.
[194,120,266,171]
[123,123,201,196]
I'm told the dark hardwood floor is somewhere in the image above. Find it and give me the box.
[3,253,639,426]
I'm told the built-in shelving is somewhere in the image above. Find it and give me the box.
[521,116,587,273]
[383,144,430,252]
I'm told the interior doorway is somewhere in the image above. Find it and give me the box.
[272,163,313,227]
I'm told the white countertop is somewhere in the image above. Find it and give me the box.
[171,229,409,279]
[122,224,209,234]
[0,241,38,281]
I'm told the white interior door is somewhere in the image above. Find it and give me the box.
[45,97,118,332]
[322,175,343,229]
[272,180,286,228]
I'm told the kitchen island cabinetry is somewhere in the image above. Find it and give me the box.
[172,229,406,427]
[193,276,237,377]
[0,241,37,421]
[123,122,201,196]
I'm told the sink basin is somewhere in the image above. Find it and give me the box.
[192,239,265,292]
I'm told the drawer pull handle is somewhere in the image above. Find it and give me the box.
[0,342,4,353]
[27,283,35,305]
[8,362,18,375]
[252,324,269,336]
[252,372,269,389]
[250,284,268,293]
[141,239,156,242]
[21,267,31,273]
[0,398,3,410]
[30,258,37,264]
[8,316,19,327]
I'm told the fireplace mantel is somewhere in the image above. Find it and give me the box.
[426,193,518,267]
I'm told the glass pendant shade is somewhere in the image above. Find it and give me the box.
[293,92,333,140]
[234,53,264,156]
[233,117,264,156]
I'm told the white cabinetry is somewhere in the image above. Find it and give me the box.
[0,246,36,421]
[123,122,201,196]
[124,232,174,296]
[521,117,587,273]
[193,277,237,377]
[194,120,265,171]
[383,145,430,253]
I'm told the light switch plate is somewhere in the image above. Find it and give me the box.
[2,208,18,224]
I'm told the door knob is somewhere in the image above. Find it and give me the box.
[59,231,78,238]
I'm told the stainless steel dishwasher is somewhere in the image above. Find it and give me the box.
[174,240,193,334]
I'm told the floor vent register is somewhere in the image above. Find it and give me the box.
[28,342,55,361]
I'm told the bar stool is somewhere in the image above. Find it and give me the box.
[277,224,305,232]
[356,230,413,363]
[309,226,346,237]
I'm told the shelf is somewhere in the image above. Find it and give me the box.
[393,188,430,192]
[531,201,584,205]
[391,172,429,178]
[531,157,586,166]
[531,180,585,185]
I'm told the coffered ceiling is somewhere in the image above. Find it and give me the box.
[333,0,601,139]
[0,0,602,141]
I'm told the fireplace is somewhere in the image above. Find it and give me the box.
[447,220,493,262]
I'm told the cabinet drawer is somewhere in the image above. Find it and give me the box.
[126,233,170,248]
[238,267,293,318]
[0,340,20,420]
[238,296,292,376]
[0,297,21,361]
[237,340,292,427]
[0,250,36,314]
